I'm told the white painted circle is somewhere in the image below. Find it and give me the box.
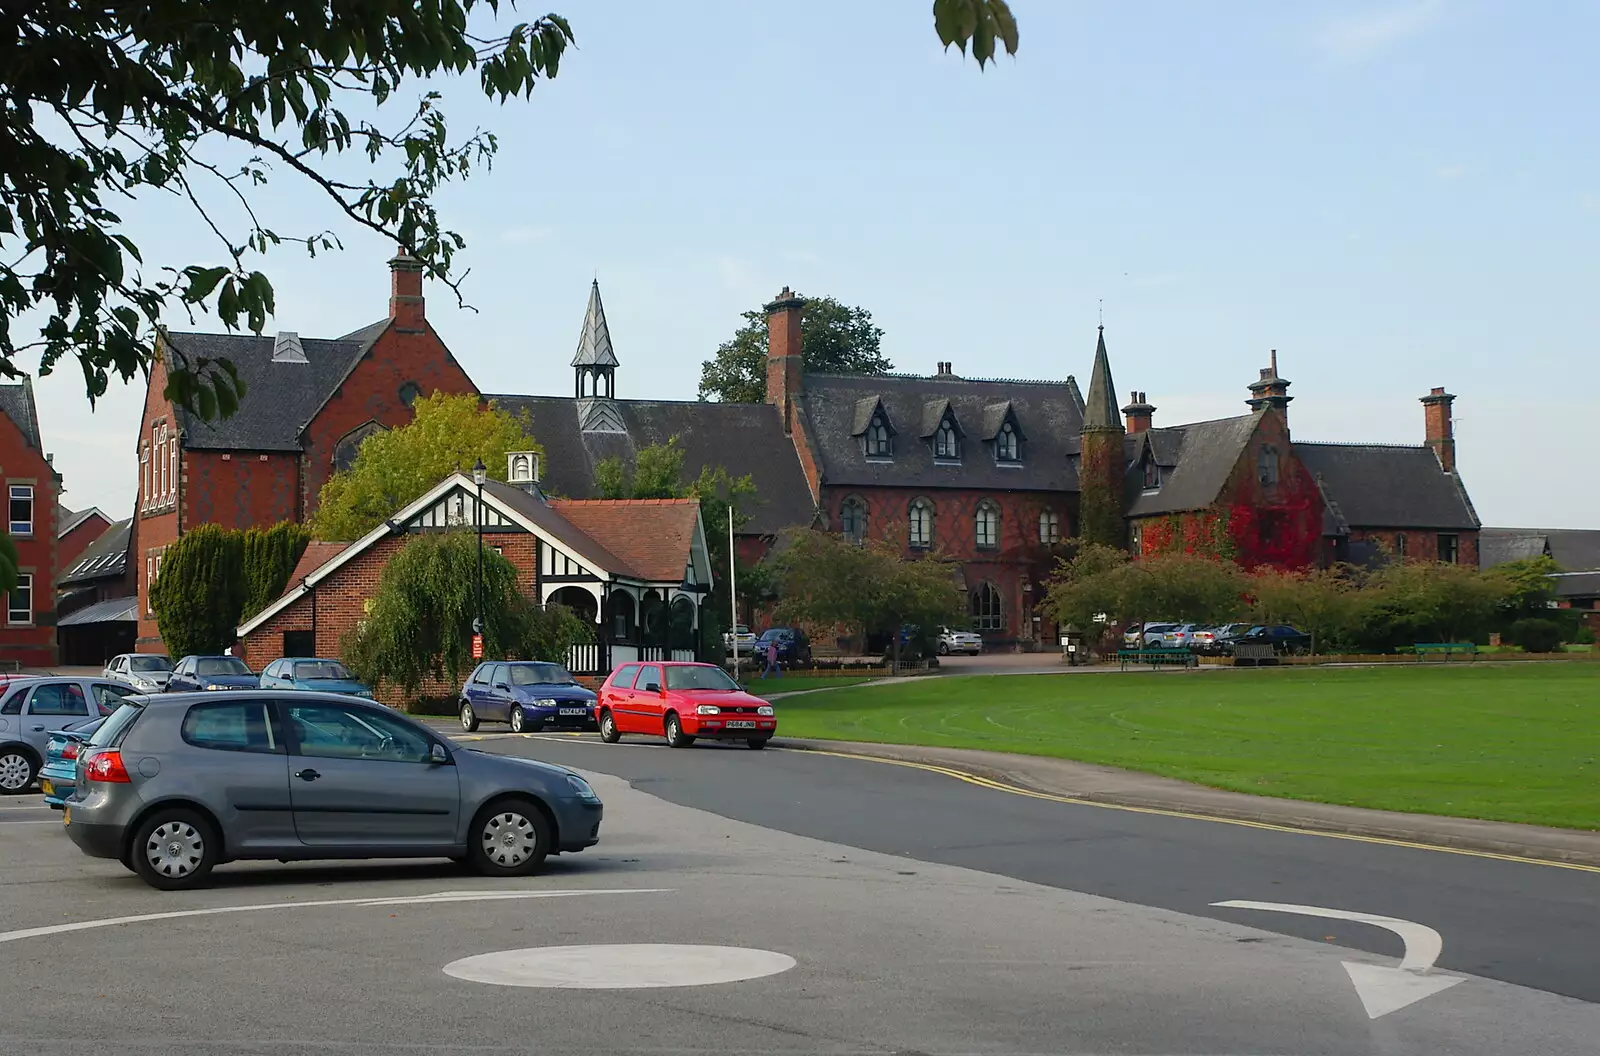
[442,943,796,989]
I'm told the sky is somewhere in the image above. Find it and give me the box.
[22,0,1600,528]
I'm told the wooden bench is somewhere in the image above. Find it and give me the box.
[1414,642,1477,661]
[1116,648,1197,670]
[1231,642,1280,667]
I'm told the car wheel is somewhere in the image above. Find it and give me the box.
[509,707,525,734]
[0,749,37,795]
[469,798,551,877]
[663,712,695,748]
[746,737,769,750]
[937,642,950,656]
[598,709,621,743]
[131,808,217,891]
[459,701,479,733]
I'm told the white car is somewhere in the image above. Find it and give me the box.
[1123,623,1177,649]
[938,628,983,656]
[101,653,173,692]
[723,625,758,652]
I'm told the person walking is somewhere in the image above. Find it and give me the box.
[760,636,783,679]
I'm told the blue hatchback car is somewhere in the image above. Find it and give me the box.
[459,661,597,733]
[258,657,375,699]
[39,717,105,809]
[166,655,260,692]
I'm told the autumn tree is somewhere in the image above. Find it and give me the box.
[698,297,892,403]
[310,392,539,541]
[1247,566,1358,654]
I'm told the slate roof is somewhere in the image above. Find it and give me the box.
[1126,413,1262,516]
[58,518,132,586]
[1480,528,1600,571]
[1552,571,1600,599]
[56,596,137,626]
[1294,443,1479,531]
[58,506,106,538]
[571,281,618,368]
[0,378,41,449]
[793,373,1084,492]
[163,319,389,451]
[486,396,816,536]
[1081,328,1120,431]
[549,498,701,583]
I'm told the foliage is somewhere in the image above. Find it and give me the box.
[1076,434,1125,549]
[933,0,1020,67]
[1347,560,1507,651]
[1485,556,1560,621]
[1247,566,1359,654]
[150,524,246,656]
[241,522,311,618]
[341,531,591,696]
[595,437,687,500]
[1043,544,1129,633]
[1,1,574,416]
[311,392,539,540]
[1507,618,1563,654]
[0,533,16,597]
[1045,548,1242,635]
[697,296,892,403]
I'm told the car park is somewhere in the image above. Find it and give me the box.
[258,657,374,698]
[1162,624,1206,649]
[0,677,137,794]
[1195,623,1252,654]
[937,627,984,655]
[755,627,811,664]
[723,625,758,652]
[596,661,776,749]
[458,660,597,733]
[1123,622,1177,648]
[103,653,174,692]
[166,655,259,692]
[39,717,105,809]
[61,691,604,890]
[1217,624,1312,655]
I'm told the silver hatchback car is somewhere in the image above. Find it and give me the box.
[63,691,604,890]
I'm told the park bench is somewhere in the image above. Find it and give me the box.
[1414,642,1477,661]
[1116,648,1197,670]
[1230,642,1280,667]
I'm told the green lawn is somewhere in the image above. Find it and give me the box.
[739,675,874,694]
[776,665,1600,830]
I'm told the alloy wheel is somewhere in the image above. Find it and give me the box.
[0,752,32,792]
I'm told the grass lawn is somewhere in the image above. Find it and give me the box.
[776,665,1600,830]
[738,675,874,694]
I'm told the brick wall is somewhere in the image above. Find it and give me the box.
[0,411,59,667]
[57,511,111,574]
[1346,527,1480,566]
[187,451,300,528]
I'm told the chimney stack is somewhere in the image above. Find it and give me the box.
[1122,390,1156,434]
[1420,386,1456,473]
[764,287,806,435]
[388,252,426,331]
[1245,349,1292,428]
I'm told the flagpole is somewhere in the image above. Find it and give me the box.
[728,508,739,681]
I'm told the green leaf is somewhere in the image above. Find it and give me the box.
[184,266,229,302]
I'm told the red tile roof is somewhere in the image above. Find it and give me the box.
[549,498,700,583]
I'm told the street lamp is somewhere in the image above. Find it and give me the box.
[472,458,487,641]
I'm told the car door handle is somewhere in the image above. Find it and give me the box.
[30,725,45,732]
[295,769,321,782]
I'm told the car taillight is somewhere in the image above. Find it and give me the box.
[85,750,131,783]
[62,742,80,761]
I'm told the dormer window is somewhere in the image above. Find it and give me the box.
[997,422,1020,462]
[933,419,960,461]
[866,415,892,458]
[1258,445,1279,486]
[1142,458,1161,490]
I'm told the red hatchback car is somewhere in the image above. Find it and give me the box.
[597,662,776,749]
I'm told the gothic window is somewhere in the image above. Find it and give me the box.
[975,500,1000,551]
[933,419,960,460]
[865,415,892,458]
[1142,457,1161,490]
[139,441,150,510]
[840,497,867,543]
[970,581,1003,632]
[1038,509,1060,545]
[1258,445,1279,486]
[398,381,422,408]
[909,499,934,550]
[996,422,1020,462]
[333,421,386,473]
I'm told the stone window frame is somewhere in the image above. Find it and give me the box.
[933,416,961,462]
[996,421,1021,463]
[908,497,935,551]
[1038,509,1060,546]
[1258,444,1280,487]
[6,572,32,625]
[865,415,893,459]
[7,483,34,537]
[970,580,1003,633]
[974,499,1001,551]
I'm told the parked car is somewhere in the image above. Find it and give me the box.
[1218,624,1312,655]
[1195,623,1253,655]
[722,625,758,652]
[938,627,984,656]
[458,661,597,734]
[596,661,776,749]
[1123,622,1177,648]
[166,655,259,693]
[0,677,137,794]
[1161,623,1206,650]
[755,627,811,664]
[103,653,173,692]
[259,657,374,699]
[40,717,105,809]
[61,691,604,890]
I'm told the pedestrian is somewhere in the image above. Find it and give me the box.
[760,636,783,679]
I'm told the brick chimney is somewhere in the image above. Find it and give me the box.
[765,287,806,434]
[1420,386,1456,473]
[388,252,425,331]
[1245,349,1292,428]
[1122,390,1155,434]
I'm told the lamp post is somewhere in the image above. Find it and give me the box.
[472,459,487,647]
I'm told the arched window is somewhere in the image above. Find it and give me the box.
[1038,509,1060,545]
[609,592,637,643]
[997,422,1020,462]
[934,419,960,460]
[398,381,422,408]
[511,453,531,479]
[909,498,934,550]
[840,497,867,543]
[333,421,386,473]
[975,500,1000,551]
[866,415,892,458]
[970,582,1003,632]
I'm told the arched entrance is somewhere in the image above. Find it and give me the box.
[547,586,598,625]
[669,596,696,660]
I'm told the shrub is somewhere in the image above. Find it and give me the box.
[1507,618,1563,654]
[1576,624,1596,646]
[150,524,246,656]
[241,522,311,618]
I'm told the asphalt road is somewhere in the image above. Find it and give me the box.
[470,731,1600,1005]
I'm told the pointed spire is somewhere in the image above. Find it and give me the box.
[571,279,618,368]
[1082,326,1122,432]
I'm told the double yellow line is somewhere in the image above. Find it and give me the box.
[795,747,1600,875]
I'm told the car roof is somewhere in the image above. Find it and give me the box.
[281,657,341,663]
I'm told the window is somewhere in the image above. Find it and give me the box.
[865,415,892,458]
[8,484,33,535]
[1,686,26,714]
[1438,534,1459,564]
[129,656,171,674]
[28,682,90,717]
[970,582,1003,632]
[1142,458,1161,490]
[1258,445,1279,486]
[666,666,740,691]
[398,381,422,407]
[610,663,642,689]
[997,422,1020,462]
[511,453,531,479]
[933,419,960,460]
[169,430,178,501]
[287,702,434,763]
[292,660,353,681]
[509,662,573,686]
[182,700,282,754]
[93,684,136,715]
[1039,510,1060,545]
[610,592,636,642]
[975,501,1000,550]
[1396,533,1408,557]
[840,497,867,543]
[637,665,664,692]
[139,441,149,510]
[6,572,31,624]
[909,499,934,550]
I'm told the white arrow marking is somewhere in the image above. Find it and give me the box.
[0,888,670,946]
[1212,899,1465,1019]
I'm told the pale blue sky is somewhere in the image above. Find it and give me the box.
[29,1,1600,528]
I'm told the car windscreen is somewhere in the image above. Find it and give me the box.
[509,663,572,686]
[197,658,252,677]
[129,656,172,672]
[293,661,352,680]
[89,702,144,747]
[665,666,741,691]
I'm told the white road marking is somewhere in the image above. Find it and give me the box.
[0,888,670,946]
[443,943,797,989]
[1212,899,1465,1019]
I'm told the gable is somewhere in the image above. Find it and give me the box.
[1127,413,1263,516]
[0,382,41,450]
[407,483,516,531]
[1295,443,1478,530]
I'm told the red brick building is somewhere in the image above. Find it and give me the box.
[0,379,62,667]
[55,517,137,664]
[133,255,479,652]
[57,506,112,574]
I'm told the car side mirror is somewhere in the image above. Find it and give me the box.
[643,681,662,694]
[494,682,509,691]
[429,743,450,765]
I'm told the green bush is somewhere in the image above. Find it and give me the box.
[150,524,246,657]
[1576,624,1596,646]
[1507,618,1563,654]
[241,522,311,618]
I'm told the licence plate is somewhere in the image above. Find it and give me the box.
[40,779,53,796]
[62,806,70,826]
[559,708,588,716]
[726,720,756,729]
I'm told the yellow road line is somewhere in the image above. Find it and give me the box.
[795,747,1600,875]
